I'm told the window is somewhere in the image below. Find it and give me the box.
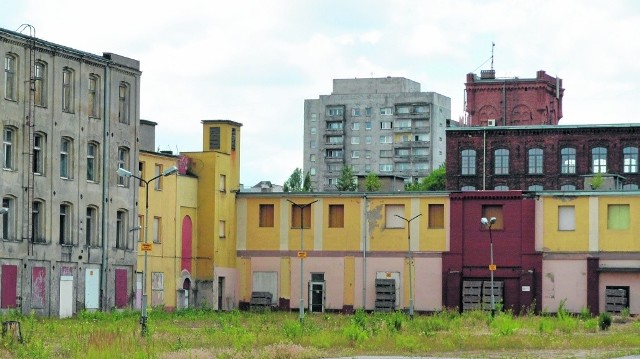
[380,107,393,115]
[365,136,372,145]
[351,150,360,158]
[259,204,274,227]
[209,127,220,150]
[528,184,544,191]
[379,135,392,144]
[623,147,638,173]
[365,150,371,159]
[310,113,317,122]
[528,148,543,174]
[561,184,576,191]
[414,120,428,128]
[60,138,73,179]
[88,75,100,118]
[395,119,411,129]
[385,204,405,228]
[415,106,428,113]
[310,127,316,135]
[154,164,163,190]
[365,164,371,172]
[310,154,316,162]
[326,149,343,158]
[326,136,342,144]
[396,148,410,156]
[153,216,161,243]
[32,133,45,175]
[32,200,45,243]
[623,184,639,190]
[62,68,74,112]
[3,127,14,169]
[461,186,476,191]
[329,204,344,228]
[86,206,97,247]
[151,272,164,307]
[87,142,98,182]
[561,148,576,174]
[558,206,575,231]
[4,54,16,100]
[380,121,392,129]
[328,178,338,187]
[396,106,411,114]
[494,149,509,175]
[231,128,237,150]
[310,167,316,176]
[116,210,127,249]
[352,122,360,131]
[592,147,607,173]
[118,83,129,124]
[380,150,392,158]
[351,137,360,145]
[429,204,444,229]
[461,149,476,175]
[327,164,341,172]
[397,163,411,171]
[219,174,226,192]
[310,140,316,149]
[414,134,428,142]
[327,122,343,130]
[379,163,393,172]
[414,148,429,156]
[1,197,14,240]
[291,205,311,228]
[34,62,46,107]
[138,162,145,187]
[365,121,372,130]
[494,185,509,190]
[414,163,428,171]
[482,205,503,230]
[59,203,71,245]
[327,106,344,116]
[352,108,361,116]
[137,215,144,242]
[117,147,129,186]
[365,107,372,116]
[608,204,630,230]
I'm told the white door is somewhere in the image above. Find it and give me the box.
[135,272,143,310]
[60,275,73,318]
[85,268,100,310]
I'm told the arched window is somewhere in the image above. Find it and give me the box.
[118,82,129,124]
[528,148,543,174]
[461,149,476,175]
[59,203,72,245]
[560,184,576,191]
[494,149,509,175]
[60,137,74,179]
[592,147,607,174]
[34,61,47,107]
[62,67,74,113]
[88,74,100,118]
[623,147,638,173]
[561,147,576,174]
[4,53,17,100]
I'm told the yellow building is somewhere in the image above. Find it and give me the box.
[235,192,449,313]
[538,191,640,314]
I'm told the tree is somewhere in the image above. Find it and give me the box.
[365,172,382,192]
[405,165,446,191]
[283,168,303,192]
[336,165,357,191]
[303,171,313,192]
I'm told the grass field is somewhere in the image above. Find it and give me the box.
[1,305,640,359]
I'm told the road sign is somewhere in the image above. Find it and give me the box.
[141,243,153,251]
[489,264,496,271]
[297,251,307,258]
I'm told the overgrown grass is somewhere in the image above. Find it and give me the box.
[1,308,640,358]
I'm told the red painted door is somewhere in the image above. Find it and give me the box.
[181,216,193,272]
[115,269,128,309]
[1,265,17,308]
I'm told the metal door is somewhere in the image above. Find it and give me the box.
[59,275,73,318]
[308,281,325,313]
[1,265,18,308]
[85,267,100,310]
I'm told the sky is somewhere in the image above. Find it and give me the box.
[3,0,639,187]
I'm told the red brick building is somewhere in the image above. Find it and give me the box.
[465,70,564,127]
[443,191,541,313]
[445,124,640,191]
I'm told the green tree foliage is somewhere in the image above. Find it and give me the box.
[405,165,446,191]
[303,171,313,192]
[365,172,382,192]
[283,168,303,192]
[336,165,357,191]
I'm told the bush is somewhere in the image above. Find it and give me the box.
[599,312,612,331]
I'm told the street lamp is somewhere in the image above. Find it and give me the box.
[395,213,422,317]
[117,165,178,336]
[286,199,317,323]
[481,216,497,317]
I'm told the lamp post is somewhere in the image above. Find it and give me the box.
[481,216,497,317]
[286,199,317,323]
[117,165,178,336]
[395,213,421,317]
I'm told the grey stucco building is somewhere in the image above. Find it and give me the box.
[0,26,140,316]
[303,77,451,191]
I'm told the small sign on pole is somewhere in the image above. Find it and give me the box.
[488,264,497,271]
[141,243,153,251]
[297,251,307,258]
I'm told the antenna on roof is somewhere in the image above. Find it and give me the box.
[491,42,495,70]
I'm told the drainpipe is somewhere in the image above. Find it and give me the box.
[482,129,486,190]
[100,62,111,311]
[362,193,368,310]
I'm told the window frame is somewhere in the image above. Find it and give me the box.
[59,203,72,245]
[34,61,46,107]
[116,210,127,249]
[118,82,129,124]
[259,204,275,227]
[4,53,16,101]
[385,204,405,229]
[117,147,129,187]
[592,147,607,174]
[291,205,311,229]
[328,204,344,228]
[481,205,504,230]
[60,137,73,179]
[461,149,476,175]
[3,127,14,170]
[428,204,444,229]
[87,142,98,182]
[558,205,576,231]
[623,147,638,174]
[88,74,100,118]
[528,148,544,174]
[33,133,45,175]
[1,197,15,240]
[560,147,576,174]
[86,206,98,247]
[153,216,161,243]
[494,148,509,175]
[607,204,630,230]
[62,67,74,113]
[32,200,45,243]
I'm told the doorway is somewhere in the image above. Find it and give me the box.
[309,273,325,313]
[218,277,225,310]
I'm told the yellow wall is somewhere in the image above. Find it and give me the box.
[598,196,640,251]
[542,196,590,251]
[322,197,361,251]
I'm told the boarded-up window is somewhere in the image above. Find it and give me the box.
[219,174,226,192]
[153,217,161,243]
[428,204,444,229]
[291,205,311,228]
[209,127,220,150]
[329,205,344,228]
[259,204,274,227]
[608,204,630,230]
[558,206,575,231]
[385,204,405,228]
[481,205,504,230]
[231,128,236,150]
[219,220,226,238]
[151,272,164,307]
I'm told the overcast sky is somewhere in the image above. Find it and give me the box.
[3,0,639,186]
